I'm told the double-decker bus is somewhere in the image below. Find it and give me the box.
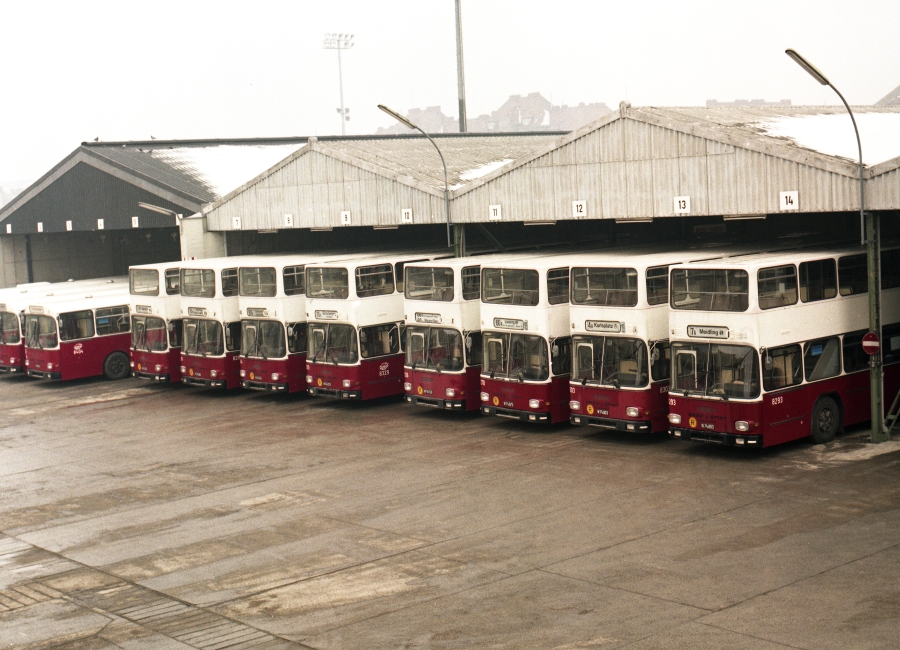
[1,279,125,375]
[305,252,444,400]
[179,257,242,389]
[237,253,359,393]
[478,253,590,423]
[129,262,184,383]
[667,245,900,447]
[568,248,735,434]
[23,286,133,381]
[402,254,538,411]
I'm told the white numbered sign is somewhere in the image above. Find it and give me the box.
[65,221,72,231]
[674,196,691,214]
[232,216,242,230]
[572,200,587,218]
[5,224,10,234]
[131,216,139,228]
[340,211,351,225]
[401,208,413,223]
[284,213,294,227]
[780,191,799,211]
[37,222,43,233]
[489,204,502,221]
[97,219,104,230]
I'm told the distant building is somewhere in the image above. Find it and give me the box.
[375,92,612,135]
[876,84,900,106]
[706,99,792,107]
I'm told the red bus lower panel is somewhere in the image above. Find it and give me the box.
[307,355,404,401]
[571,414,653,432]
[669,427,763,448]
[0,343,24,374]
[131,348,181,383]
[240,355,305,393]
[403,366,478,411]
[481,405,552,422]
[181,353,239,389]
[26,369,62,380]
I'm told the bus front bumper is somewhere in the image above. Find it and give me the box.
[669,427,762,447]
[242,380,289,392]
[133,370,170,382]
[571,414,652,432]
[481,405,551,422]
[0,364,24,374]
[307,386,361,400]
[26,369,61,380]
[405,395,466,410]
[181,376,227,389]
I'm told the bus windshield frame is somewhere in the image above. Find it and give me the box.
[482,332,549,381]
[671,342,760,400]
[308,323,359,364]
[132,315,168,352]
[405,326,464,371]
[24,315,59,350]
[571,335,649,388]
[241,319,286,359]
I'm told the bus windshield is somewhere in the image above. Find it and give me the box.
[306,268,349,299]
[308,323,358,364]
[1,312,20,344]
[482,269,539,306]
[24,315,58,349]
[670,268,749,311]
[241,320,286,359]
[405,326,463,371]
[572,335,648,388]
[239,268,277,297]
[671,342,760,399]
[132,316,168,352]
[183,318,224,356]
[181,269,216,298]
[482,332,548,381]
[130,269,159,296]
[571,268,638,306]
[405,267,454,301]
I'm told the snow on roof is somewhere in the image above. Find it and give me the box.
[150,144,305,198]
[459,159,514,181]
[759,113,900,166]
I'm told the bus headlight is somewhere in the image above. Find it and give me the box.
[47,363,53,370]
[528,399,541,409]
[668,413,682,425]
[155,364,162,372]
[271,373,280,382]
[342,379,352,388]
[735,420,750,432]
[130,361,135,368]
[480,392,489,402]
[9,357,16,364]
[626,407,640,418]
[445,388,456,398]
[209,370,218,378]
[306,375,313,384]
[569,400,581,411]
[404,382,412,391]
[240,369,246,377]
[180,365,186,373]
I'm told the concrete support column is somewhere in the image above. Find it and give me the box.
[178,213,226,260]
[0,235,29,288]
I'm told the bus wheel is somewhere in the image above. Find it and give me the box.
[103,351,130,380]
[811,396,840,444]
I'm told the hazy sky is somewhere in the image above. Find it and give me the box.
[1,0,898,185]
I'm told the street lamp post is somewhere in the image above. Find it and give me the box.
[785,48,886,442]
[323,33,354,135]
[377,104,456,254]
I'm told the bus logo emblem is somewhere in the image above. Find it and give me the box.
[136,363,141,370]
[492,396,499,406]
[317,378,323,386]
[74,343,84,355]
[417,386,423,395]
[189,368,194,376]
[587,404,594,415]
[689,417,697,428]
[687,325,729,339]
[380,362,390,371]
[249,372,255,380]
[415,312,442,324]
[585,320,623,333]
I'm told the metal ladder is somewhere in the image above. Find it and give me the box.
[885,388,900,435]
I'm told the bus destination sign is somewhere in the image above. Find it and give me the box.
[315,310,338,320]
[136,305,153,314]
[247,308,269,317]
[187,307,207,317]
[585,320,623,333]
[415,312,442,324]
[494,318,527,330]
[29,306,43,314]
[687,325,729,339]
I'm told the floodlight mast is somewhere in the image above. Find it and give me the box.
[377,104,454,252]
[785,48,885,442]
[323,33,354,135]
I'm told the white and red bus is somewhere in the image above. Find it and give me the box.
[305,253,443,400]
[402,255,538,411]
[129,262,184,383]
[478,253,588,423]
[568,248,735,434]
[1,279,123,375]
[179,257,242,389]
[23,286,133,381]
[667,245,900,448]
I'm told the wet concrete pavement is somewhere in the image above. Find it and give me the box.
[2,374,900,649]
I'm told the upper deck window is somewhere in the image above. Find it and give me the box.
[356,264,394,297]
[670,268,748,312]
[405,266,454,302]
[181,269,216,298]
[572,267,638,307]
[283,266,305,296]
[221,269,239,297]
[758,265,798,309]
[799,259,837,302]
[394,260,425,293]
[839,254,867,296]
[547,268,569,305]
[482,268,539,306]
[239,267,277,297]
[461,266,480,300]
[130,269,159,296]
[306,267,349,299]
[165,269,180,295]
[646,266,669,305]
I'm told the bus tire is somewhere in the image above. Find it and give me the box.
[811,396,840,444]
[103,351,130,380]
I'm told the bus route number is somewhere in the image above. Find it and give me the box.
[668,398,676,406]
[771,396,783,405]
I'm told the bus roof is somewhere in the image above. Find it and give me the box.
[26,288,132,316]
[305,251,451,271]
[669,244,875,273]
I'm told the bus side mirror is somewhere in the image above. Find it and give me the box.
[465,335,472,350]
[764,355,773,370]
[552,344,559,357]
[650,347,660,365]
[287,326,294,336]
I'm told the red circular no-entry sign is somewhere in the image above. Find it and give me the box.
[862,332,880,355]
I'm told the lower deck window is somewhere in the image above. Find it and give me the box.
[1,312,20,344]
[24,315,58,349]
[482,332,549,381]
[405,326,463,371]
[183,319,224,356]
[672,342,760,399]
[241,320,287,359]
[360,323,401,359]
[309,323,359,364]
[132,316,168,352]
[572,335,648,388]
